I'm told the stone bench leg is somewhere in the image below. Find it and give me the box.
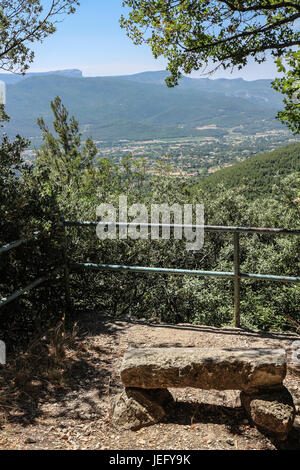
[111,388,174,431]
[240,386,296,441]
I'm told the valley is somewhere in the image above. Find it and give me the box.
[97,128,299,176]
[22,126,299,176]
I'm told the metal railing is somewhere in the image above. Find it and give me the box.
[0,225,65,311]
[66,220,300,328]
[1,219,300,327]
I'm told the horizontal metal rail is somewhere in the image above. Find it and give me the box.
[0,220,67,311]
[0,266,64,309]
[0,238,26,255]
[70,262,300,283]
[0,223,66,311]
[0,231,40,255]
[62,220,300,235]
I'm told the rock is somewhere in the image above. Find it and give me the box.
[291,340,300,350]
[111,387,173,430]
[121,348,286,392]
[240,386,296,440]
[24,437,37,444]
[226,438,235,446]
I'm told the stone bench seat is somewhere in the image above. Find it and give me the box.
[121,347,287,392]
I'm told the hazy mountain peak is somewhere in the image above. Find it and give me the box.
[0,69,83,85]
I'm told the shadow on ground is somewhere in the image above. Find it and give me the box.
[163,400,300,450]
[0,309,128,426]
[164,400,247,430]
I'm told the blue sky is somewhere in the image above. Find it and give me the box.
[28,0,282,80]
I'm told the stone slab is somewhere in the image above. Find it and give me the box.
[121,347,286,392]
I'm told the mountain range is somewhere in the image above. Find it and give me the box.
[0,69,83,85]
[116,70,283,108]
[0,69,287,144]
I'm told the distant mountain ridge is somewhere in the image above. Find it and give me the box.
[112,70,282,107]
[0,69,82,85]
[0,69,287,143]
[0,69,282,106]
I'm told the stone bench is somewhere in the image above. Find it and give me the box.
[111,347,295,440]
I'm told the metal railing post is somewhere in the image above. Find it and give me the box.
[60,216,71,312]
[233,232,241,328]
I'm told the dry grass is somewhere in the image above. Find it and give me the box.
[0,316,82,419]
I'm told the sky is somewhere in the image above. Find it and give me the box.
[27,0,283,81]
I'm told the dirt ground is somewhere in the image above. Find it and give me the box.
[0,311,300,451]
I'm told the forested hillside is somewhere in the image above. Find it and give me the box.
[195,142,300,199]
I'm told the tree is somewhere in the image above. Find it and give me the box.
[121,1,300,85]
[0,2,81,345]
[272,49,300,134]
[0,105,29,239]
[35,97,98,194]
[121,1,300,131]
[0,0,79,73]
